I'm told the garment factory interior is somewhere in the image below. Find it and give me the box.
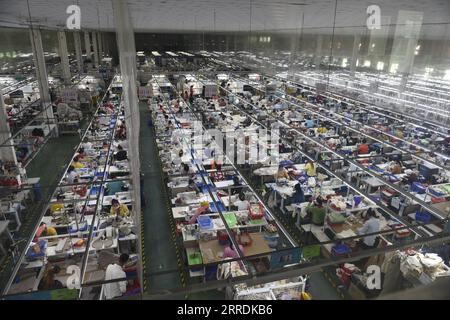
[0,0,449,300]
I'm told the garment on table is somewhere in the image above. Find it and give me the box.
[358,144,369,155]
[43,226,57,237]
[234,200,250,211]
[305,119,315,128]
[223,245,245,259]
[72,162,85,169]
[50,203,64,214]
[275,170,289,180]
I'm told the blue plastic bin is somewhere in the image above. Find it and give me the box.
[415,211,431,223]
[197,216,213,230]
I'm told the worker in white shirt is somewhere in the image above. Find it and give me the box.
[103,253,129,300]
[233,192,250,211]
[357,208,380,250]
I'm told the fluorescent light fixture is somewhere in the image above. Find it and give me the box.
[443,70,450,80]
[217,74,228,80]
[390,63,399,74]
[376,61,384,71]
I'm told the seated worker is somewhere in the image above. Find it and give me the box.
[103,254,129,300]
[389,161,403,175]
[41,223,58,237]
[181,163,194,176]
[50,195,65,214]
[357,208,380,250]
[72,156,85,169]
[110,199,130,218]
[317,125,328,134]
[34,222,58,242]
[231,176,243,195]
[357,139,370,155]
[223,242,245,259]
[74,147,86,159]
[304,118,315,128]
[114,145,128,161]
[275,166,290,181]
[307,197,326,226]
[290,183,305,205]
[204,142,215,159]
[66,165,78,184]
[304,160,317,177]
[394,128,404,139]
[38,265,63,291]
[233,192,250,211]
[72,178,88,197]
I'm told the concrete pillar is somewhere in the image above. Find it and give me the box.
[57,31,71,84]
[97,32,103,61]
[112,0,142,294]
[350,34,361,75]
[84,31,91,61]
[314,35,323,69]
[91,32,99,67]
[73,31,83,74]
[29,27,57,135]
[289,33,298,76]
[103,33,109,57]
[403,37,417,75]
[0,88,18,163]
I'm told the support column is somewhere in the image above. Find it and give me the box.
[57,31,71,84]
[350,34,361,75]
[30,27,57,135]
[103,33,108,57]
[289,33,298,76]
[91,32,99,67]
[0,89,18,163]
[84,31,91,61]
[97,32,103,61]
[73,31,83,74]
[402,37,417,76]
[112,0,142,295]
[314,35,323,69]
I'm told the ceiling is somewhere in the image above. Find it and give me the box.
[0,0,449,38]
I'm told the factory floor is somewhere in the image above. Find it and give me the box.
[1,101,343,300]
[138,101,342,300]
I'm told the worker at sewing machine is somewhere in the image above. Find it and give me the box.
[357,208,381,250]
[50,194,66,215]
[274,165,290,181]
[110,199,130,218]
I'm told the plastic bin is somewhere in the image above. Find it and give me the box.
[415,211,431,223]
[411,182,426,194]
[264,234,279,248]
[197,216,213,230]
[331,244,351,257]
